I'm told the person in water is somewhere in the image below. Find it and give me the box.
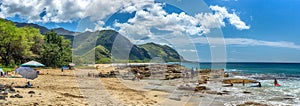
[251,82,262,87]
[258,82,262,87]
[274,78,281,86]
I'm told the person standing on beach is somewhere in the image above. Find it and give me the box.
[61,67,64,72]
[191,68,195,78]
[137,72,141,81]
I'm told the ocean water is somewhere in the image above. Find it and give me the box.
[171,62,300,105]
[176,62,300,78]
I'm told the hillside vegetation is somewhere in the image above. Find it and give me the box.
[1,19,183,66]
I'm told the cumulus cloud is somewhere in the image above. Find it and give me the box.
[0,0,250,47]
[0,0,158,23]
[0,0,93,23]
[193,37,300,49]
[113,4,250,43]
[181,49,197,53]
[0,0,249,31]
[209,5,250,30]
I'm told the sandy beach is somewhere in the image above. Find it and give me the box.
[1,64,297,106]
[0,69,88,105]
[0,64,173,106]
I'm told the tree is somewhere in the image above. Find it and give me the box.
[41,31,71,68]
[0,19,31,66]
[20,27,44,60]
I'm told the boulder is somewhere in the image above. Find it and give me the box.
[195,86,208,92]
[0,96,5,100]
[223,78,258,84]
[15,94,23,98]
[237,101,269,106]
[10,95,15,98]
[28,91,35,94]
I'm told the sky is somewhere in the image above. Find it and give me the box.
[1,0,300,62]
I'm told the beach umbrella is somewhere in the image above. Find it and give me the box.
[0,67,4,76]
[69,63,75,66]
[20,61,45,67]
[16,67,38,80]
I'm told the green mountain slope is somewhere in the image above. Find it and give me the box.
[82,45,111,63]
[73,30,151,62]
[7,19,184,63]
[139,42,182,62]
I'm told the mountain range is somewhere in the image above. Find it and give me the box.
[13,21,183,63]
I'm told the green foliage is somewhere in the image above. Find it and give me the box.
[20,27,44,60]
[0,19,34,65]
[73,30,182,64]
[96,58,111,64]
[139,42,182,62]
[41,31,71,68]
[1,66,14,72]
[0,18,183,66]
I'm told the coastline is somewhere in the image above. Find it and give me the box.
[0,63,299,105]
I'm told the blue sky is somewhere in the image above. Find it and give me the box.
[1,0,300,62]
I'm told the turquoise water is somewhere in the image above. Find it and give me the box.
[173,62,300,78]
[175,62,300,105]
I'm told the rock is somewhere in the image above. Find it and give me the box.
[0,96,5,100]
[195,86,208,92]
[1,91,8,96]
[178,85,195,91]
[222,90,230,93]
[268,97,284,101]
[28,91,35,94]
[224,73,229,77]
[33,103,39,106]
[221,90,230,95]
[8,88,16,93]
[10,95,15,98]
[283,97,295,100]
[0,84,5,89]
[206,91,223,95]
[198,80,207,84]
[223,78,258,84]
[15,94,23,98]
[242,91,251,94]
[0,88,5,91]
[237,101,269,106]
[168,95,181,101]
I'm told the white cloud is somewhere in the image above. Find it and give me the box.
[0,0,158,23]
[0,0,251,52]
[193,37,300,49]
[0,0,93,23]
[181,49,197,53]
[112,4,250,44]
[209,5,250,30]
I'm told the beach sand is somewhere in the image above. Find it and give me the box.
[0,69,87,105]
[0,64,172,106]
[0,64,249,106]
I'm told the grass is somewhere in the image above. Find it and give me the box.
[0,66,14,72]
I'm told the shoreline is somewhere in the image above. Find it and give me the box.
[0,63,299,105]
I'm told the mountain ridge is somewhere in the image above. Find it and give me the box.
[9,19,183,63]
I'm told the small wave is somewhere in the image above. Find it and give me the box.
[225,69,243,72]
[245,73,288,80]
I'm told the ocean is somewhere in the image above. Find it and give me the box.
[172,62,300,105]
[178,62,300,78]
